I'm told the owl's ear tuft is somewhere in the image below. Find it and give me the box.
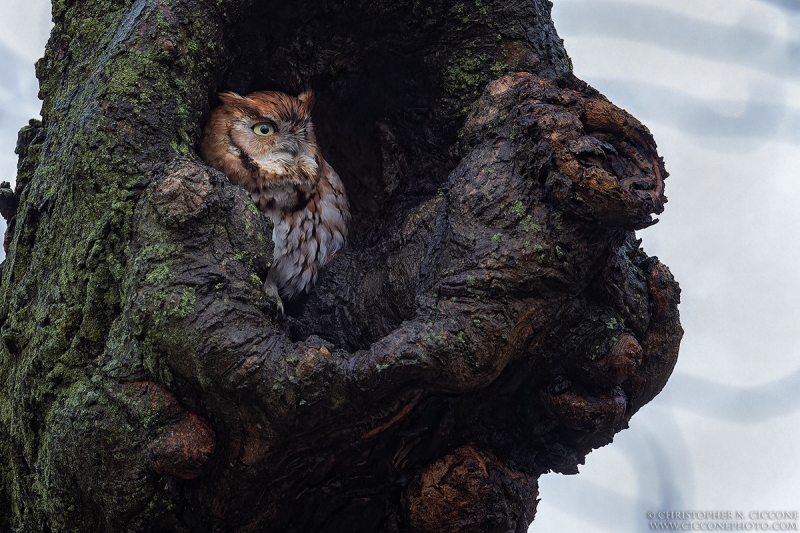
[298,90,316,113]
[219,91,246,104]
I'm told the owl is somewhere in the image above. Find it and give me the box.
[199,90,349,310]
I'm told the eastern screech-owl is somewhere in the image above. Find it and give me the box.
[199,90,349,310]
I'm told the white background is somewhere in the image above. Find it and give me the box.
[0,1,798,532]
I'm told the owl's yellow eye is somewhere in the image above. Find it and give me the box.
[253,123,276,136]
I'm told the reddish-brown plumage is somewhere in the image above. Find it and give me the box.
[200,91,349,307]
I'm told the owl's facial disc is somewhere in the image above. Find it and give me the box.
[245,125,318,183]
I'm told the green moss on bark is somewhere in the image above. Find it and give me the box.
[0,0,237,529]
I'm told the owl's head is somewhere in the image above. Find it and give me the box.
[200,90,322,206]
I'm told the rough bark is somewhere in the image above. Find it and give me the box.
[0,1,682,532]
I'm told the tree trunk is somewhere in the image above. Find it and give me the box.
[0,1,682,532]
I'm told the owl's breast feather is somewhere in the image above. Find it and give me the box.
[265,160,349,300]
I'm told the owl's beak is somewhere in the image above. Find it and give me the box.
[277,139,300,158]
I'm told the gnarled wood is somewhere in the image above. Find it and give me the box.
[0,1,681,531]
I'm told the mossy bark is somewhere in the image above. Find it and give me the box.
[0,1,682,532]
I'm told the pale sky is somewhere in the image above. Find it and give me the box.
[0,1,798,532]
[0,0,51,242]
